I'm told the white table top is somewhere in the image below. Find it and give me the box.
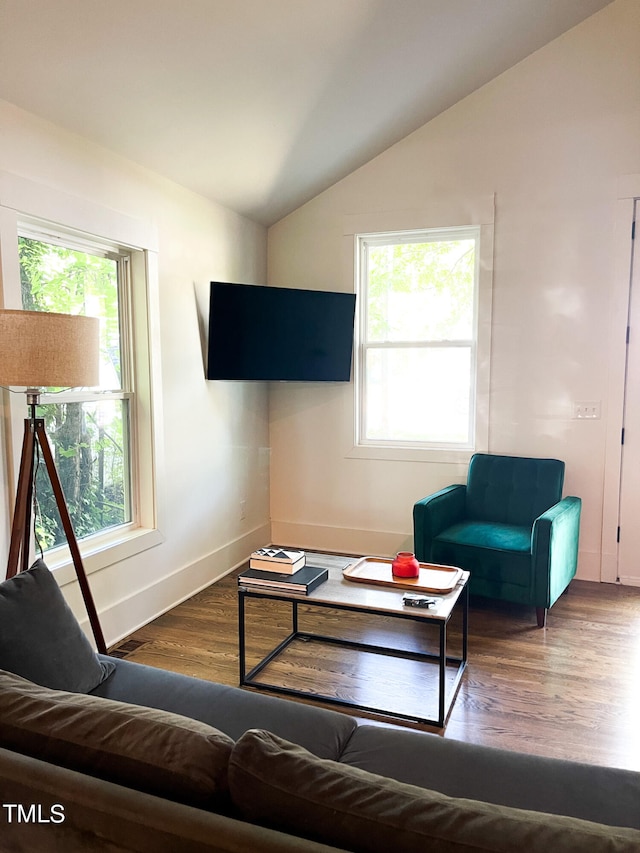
[241,551,469,622]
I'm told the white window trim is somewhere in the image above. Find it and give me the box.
[343,197,494,464]
[0,172,164,582]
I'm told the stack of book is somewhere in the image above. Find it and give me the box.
[238,547,328,594]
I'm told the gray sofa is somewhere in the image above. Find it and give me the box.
[1,655,640,852]
[1,562,639,851]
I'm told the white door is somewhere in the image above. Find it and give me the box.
[617,200,640,586]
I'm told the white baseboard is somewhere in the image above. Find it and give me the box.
[78,523,270,648]
[271,520,413,559]
[617,574,640,588]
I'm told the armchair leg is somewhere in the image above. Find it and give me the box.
[536,607,547,629]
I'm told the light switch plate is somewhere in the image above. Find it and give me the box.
[573,401,601,419]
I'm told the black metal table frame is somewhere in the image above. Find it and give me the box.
[238,581,468,727]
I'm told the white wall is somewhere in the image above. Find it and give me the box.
[267,0,640,581]
[0,100,271,643]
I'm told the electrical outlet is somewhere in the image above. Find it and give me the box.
[573,401,601,419]
[240,500,247,520]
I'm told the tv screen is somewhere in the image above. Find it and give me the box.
[207,282,356,381]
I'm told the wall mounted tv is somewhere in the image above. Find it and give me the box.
[207,282,356,382]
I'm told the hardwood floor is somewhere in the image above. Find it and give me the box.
[110,558,640,772]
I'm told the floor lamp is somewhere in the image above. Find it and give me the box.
[0,309,107,653]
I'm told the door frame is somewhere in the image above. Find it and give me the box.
[601,175,640,584]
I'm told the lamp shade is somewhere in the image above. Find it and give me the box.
[0,309,100,388]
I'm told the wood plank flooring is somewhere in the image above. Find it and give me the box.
[110,557,640,772]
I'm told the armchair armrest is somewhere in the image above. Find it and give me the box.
[413,485,467,562]
[532,496,582,608]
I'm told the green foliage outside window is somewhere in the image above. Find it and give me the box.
[18,236,131,550]
[361,232,478,445]
[367,239,475,342]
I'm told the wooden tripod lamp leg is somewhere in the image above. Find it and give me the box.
[5,417,107,654]
[6,419,36,580]
[35,420,107,654]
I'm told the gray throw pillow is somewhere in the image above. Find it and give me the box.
[0,669,234,810]
[0,559,114,692]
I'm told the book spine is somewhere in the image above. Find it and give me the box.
[239,582,309,593]
[249,559,303,574]
[306,569,328,592]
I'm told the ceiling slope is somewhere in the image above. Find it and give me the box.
[0,0,613,225]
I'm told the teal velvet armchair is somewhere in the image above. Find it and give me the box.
[413,453,581,627]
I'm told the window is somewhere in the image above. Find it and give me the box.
[0,172,162,579]
[357,227,481,450]
[18,231,134,550]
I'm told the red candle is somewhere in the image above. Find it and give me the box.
[392,551,420,578]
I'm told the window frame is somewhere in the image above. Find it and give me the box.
[0,172,164,582]
[18,224,137,549]
[357,226,481,451]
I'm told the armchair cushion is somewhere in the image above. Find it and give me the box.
[432,530,533,602]
[436,521,531,553]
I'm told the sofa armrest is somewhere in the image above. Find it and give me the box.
[413,485,467,562]
[532,496,582,608]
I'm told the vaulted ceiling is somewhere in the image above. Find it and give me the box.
[0,0,612,226]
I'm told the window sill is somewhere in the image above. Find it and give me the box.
[45,526,164,586]
[346,444,475,464]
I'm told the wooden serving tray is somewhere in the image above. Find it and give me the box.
[343,556,463,593]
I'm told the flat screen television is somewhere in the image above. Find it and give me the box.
[207,282,356,381]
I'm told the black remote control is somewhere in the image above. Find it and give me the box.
[402,592,436,608]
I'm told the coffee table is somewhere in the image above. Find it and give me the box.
[238,553,469,727]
